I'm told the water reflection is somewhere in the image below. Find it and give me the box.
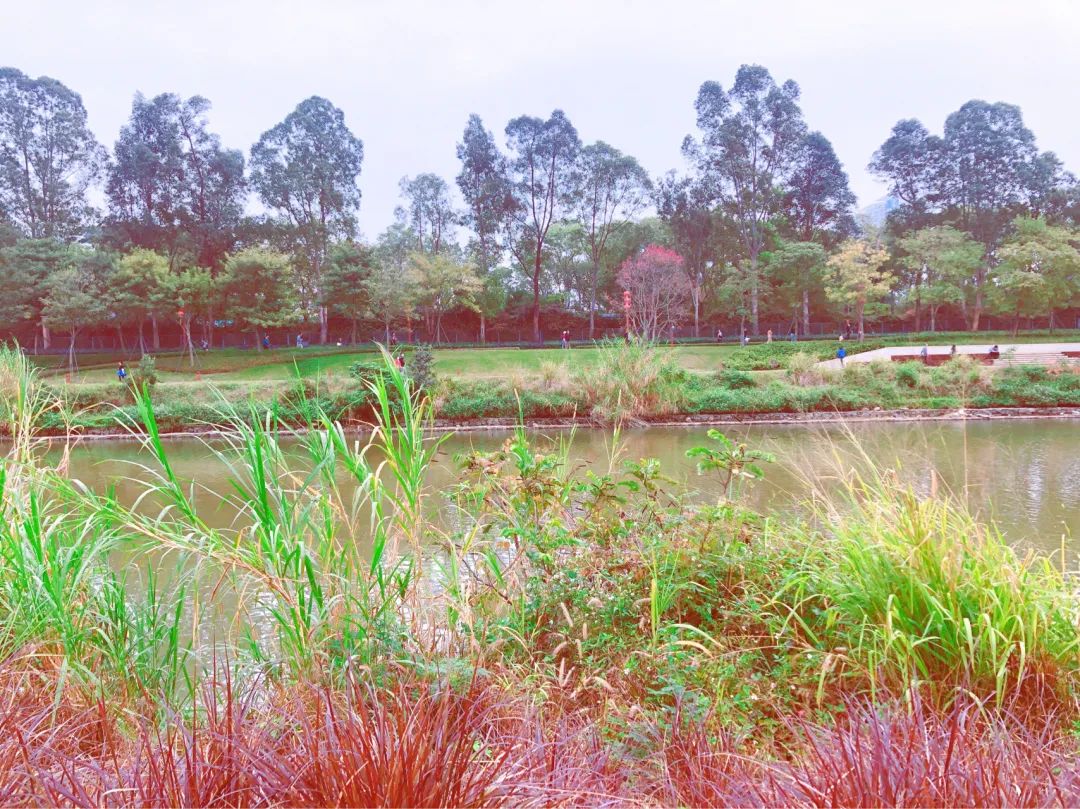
[50,418,1080,563]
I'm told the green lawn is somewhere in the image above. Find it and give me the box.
[39,329,1080,388]
[53,344,745,385]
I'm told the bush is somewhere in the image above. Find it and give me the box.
[132,354,158,389]
[785,352,821,386]
[409,344,436,390]
[715,369,756,389]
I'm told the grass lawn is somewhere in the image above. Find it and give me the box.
[39,328,1080,388]
[52,344,745,385]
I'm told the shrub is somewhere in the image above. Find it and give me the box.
[409,344,436,390]
[785,351,822,386]
[572,339,686,423]
[715,369,756,389]
[132,354,158,390]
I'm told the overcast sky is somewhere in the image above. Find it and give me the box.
[5,0,1079,237]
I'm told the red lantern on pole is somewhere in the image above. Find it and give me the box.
[622,290,632,337]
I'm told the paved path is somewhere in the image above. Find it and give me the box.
[819,342,1080,370]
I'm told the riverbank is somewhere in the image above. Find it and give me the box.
[2,345,1080,805]
[28,341,1080,437]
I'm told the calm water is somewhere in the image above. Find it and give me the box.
[52,418,1080,561]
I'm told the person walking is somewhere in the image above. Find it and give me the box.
[950,344,957,358]
[836,345,847,367]
[766,329,773,343]
[789,329,797,342]
[262,335,270,351]
[561,330,569,350]
[920,344,929,365]
[716,328,723,343]
[116,361,127,382]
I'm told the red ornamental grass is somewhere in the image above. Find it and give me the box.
[660,696,1080,808]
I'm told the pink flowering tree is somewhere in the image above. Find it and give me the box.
[616,245,692,341]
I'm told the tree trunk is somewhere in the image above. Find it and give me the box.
[319,305,329,344]
[254,326,262,350]
[138,321,146,355]
[913,266,923,332]
[930,305,937,333]
[1049,308,1056,334]
[41,321,51,351]
[969,263,988,331]
[531,257,542,344]
[116,326,126,353]
[151,315,161,351]
[479,313,487,344]
[67,329,76,373]
[384,320,391,345]
[749,255,759,335]
[692,285,701,338]
[802,288,810,336]
[350,318,357,345]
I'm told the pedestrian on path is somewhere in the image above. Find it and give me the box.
[766,329,773,343]
[837,345,846,367]
[920,344,929,364]
[116,362,127,382]
[716,328,723,343]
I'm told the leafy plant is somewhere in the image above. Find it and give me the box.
[686,429,774,502]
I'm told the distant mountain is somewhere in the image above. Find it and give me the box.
[858,195,901,229]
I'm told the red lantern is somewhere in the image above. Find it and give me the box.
[622,290,631,310]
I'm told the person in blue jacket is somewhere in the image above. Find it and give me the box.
[836,345,847,367]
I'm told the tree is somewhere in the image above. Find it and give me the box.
[365,259,418,345]
[42,248,112,371]
[249,97,363,344]
[409,252,480,343]
[504,110,581,342]
[111,249,172,352]
[617,245,691,341]
[106,93,245,270]
[683,65,807,334]
[397,174,456,254]
[574,142,651,338]
[220,249,298,348]
[655,173,716,337]
[764,241,827,335]
[897,226,982,331]
[826,239,891,340]
[0,238,71,349]
[323,240,376,344]
[992,217,1080,333]
[0,68,104,240]
[543,221,588,308]
[474,266,510,343]
[174,266,217,363]
[871,102,1072,330]
[784,131,857,247]
[456,114,513,296]
[868,119,943,211]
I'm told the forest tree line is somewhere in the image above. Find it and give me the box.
[1,63,1079,358]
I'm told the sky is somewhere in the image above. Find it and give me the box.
[4,0,1079,238]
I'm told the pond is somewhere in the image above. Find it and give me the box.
[54,417,1080,563]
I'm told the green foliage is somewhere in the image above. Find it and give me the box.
[687,428,775,502]
[572,339,687,423]
[408,345,436,390]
